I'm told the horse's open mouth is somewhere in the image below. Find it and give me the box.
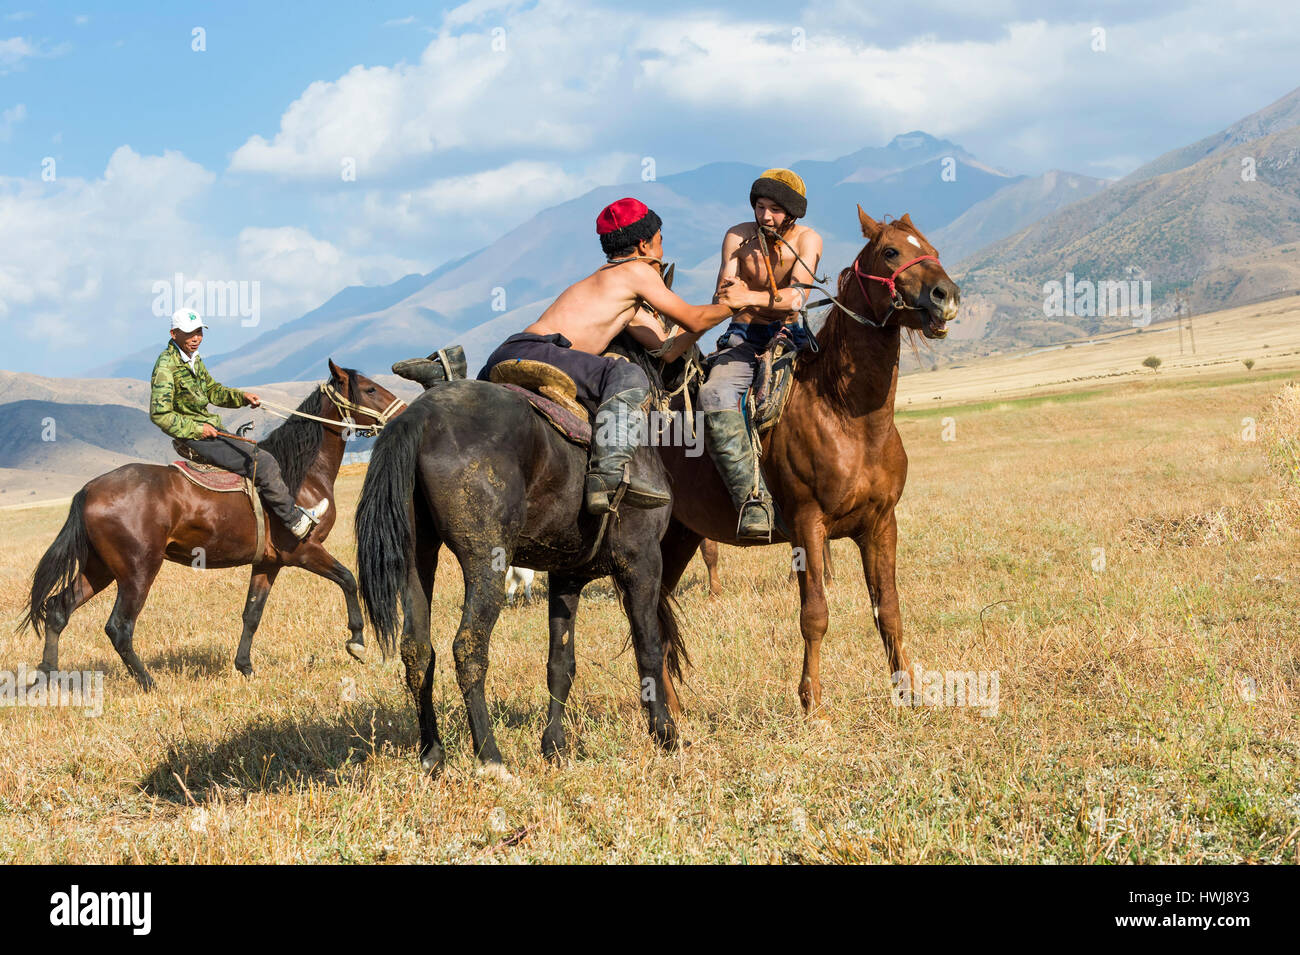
[924,313,949,339]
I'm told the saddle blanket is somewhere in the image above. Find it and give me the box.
[169,459,248,492]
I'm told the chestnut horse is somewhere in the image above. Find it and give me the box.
[20,360,404,689]
[656,208,959,717]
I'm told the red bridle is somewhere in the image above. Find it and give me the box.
[853,252,940,314]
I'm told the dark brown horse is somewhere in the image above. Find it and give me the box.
[20,360,404,689]
[655,208,959,718]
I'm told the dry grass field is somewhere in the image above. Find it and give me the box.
[1,313,1299,863]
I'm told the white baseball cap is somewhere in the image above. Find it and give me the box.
[171,309,207,332]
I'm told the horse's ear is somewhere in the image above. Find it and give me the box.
[857,205,881,240]
[899,213,914,228]
[328,358,344,382]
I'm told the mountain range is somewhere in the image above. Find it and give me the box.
[90,131,1076,382]
[951,86,1300,351]
[6,84,1300,491]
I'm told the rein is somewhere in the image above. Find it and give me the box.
[852,254,939,323]
[769,226,941,331]
[257,383,406,437]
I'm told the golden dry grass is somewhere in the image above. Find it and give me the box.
[900,295,1300,407]
[1,367,1298,863]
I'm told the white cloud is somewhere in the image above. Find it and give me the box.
[0,148,418,372]
[0,36,37,72]
[357,155,633,235]
[0,34,69,73]
[227,0,1300,182]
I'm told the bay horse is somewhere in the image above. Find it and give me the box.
[655,208,959,718]
[355,378,682,777]
[20,360,405,689]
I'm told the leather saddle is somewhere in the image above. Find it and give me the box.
[488,360,593,448]
[748,342,799,435]
[170,445,250,492]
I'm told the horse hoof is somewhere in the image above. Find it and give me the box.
[476,762,516,784]
[345,641,366,663]
[420,754,444,778]
[542,733,570,764]
[236,665,255,679]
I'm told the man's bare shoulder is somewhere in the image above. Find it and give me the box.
[788,223,823,247]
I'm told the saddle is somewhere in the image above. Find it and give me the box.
[488,360,592,448]
[686,338,801,436]
[747,341,800,435]
[170,441,266,558]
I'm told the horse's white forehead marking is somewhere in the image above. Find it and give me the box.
[907,235,921,249]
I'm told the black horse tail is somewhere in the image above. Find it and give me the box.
[20,489,90,637]
[611,577,691,687]
[356,396,438,659]
[657,584,690,683]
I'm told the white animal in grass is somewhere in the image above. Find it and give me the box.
[504,566,535,605]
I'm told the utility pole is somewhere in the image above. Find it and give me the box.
[1183,294,1196,354]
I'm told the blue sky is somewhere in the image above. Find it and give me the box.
[2,0,1299,376]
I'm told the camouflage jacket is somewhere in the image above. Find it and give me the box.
[149,340,247,440]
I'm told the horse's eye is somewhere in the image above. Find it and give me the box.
[884,247,899,258]
[366,387,376,394]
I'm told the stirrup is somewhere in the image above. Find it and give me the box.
[586,462,670,515]
[289,499,330,541]
[735,495,773,542]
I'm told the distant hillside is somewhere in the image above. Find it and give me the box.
[0,400,175,475]
[1121,85,1300,185]
[932,170,1111,266]
[950,122,1300,352]
[85,132,1037,383]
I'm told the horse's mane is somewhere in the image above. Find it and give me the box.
[259,368,358,494]
[804,224,927,417]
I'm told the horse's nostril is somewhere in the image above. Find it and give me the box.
[931,286,946,302]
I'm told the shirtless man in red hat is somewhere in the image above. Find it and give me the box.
[479,197,746,515]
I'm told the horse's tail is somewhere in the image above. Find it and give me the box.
[20,489,90,637]
[611,577,690,687]
[658,584,689,684]
[355,396,438,660]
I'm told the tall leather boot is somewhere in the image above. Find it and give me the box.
[584,387,672,514]
[391,345,467,388]
[702,409,773,541]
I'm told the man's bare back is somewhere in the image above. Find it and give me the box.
[527,229,742,361]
